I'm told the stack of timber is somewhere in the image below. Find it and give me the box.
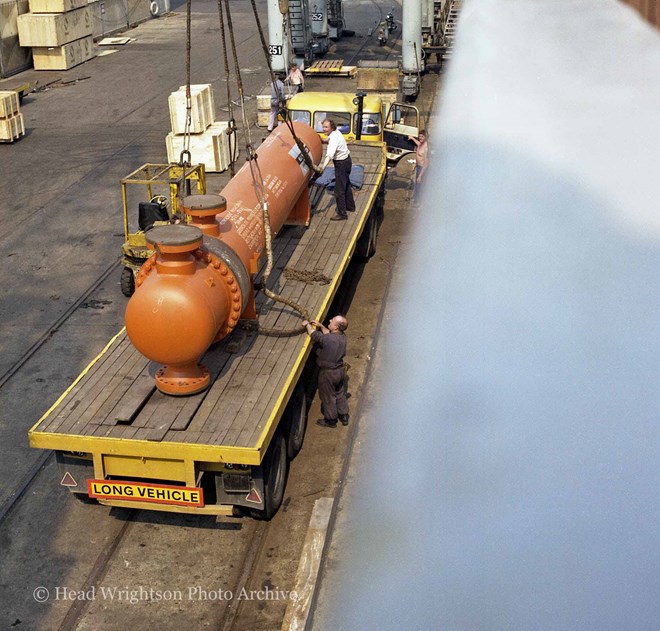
[256,87,272,128]
[0,91,25,142]
[166,84,234,173]
[356,60,400,109]
[17,0,94,71]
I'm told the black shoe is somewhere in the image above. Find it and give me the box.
[316,418,338,428]
[338,414,349,426]
[330,214,347,221]
[347,207,356,212]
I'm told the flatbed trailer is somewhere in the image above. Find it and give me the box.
[29,142,387,519]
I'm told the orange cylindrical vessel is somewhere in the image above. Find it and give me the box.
[125,123,322,395]
[214,122,322,268]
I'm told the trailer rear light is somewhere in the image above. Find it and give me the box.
[64,451,91,459]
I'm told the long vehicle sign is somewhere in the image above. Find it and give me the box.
[87,480,204,507]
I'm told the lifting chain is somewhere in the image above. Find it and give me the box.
[248,0,318,175]
[218,0,322,337]
[179,0,193,168]
[175,0,194,206]
[216,0,238,176]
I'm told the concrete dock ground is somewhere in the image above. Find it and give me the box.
[0,1,442,628]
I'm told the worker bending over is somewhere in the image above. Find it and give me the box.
[303,315,349,428]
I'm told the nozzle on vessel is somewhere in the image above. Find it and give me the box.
[182,194,226,237]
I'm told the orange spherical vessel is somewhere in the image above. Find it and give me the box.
[125,123,322,395]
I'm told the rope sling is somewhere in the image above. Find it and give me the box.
[206,0,326,335]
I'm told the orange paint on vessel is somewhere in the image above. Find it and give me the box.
[125,123,322,395]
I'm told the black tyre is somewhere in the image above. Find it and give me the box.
[120,267,135,297]
[284,384,307,459]
[356,210,378,259]
[254,433,288,520]
[72,492,97,504]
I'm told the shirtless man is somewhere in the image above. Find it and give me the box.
[409,129,429,198]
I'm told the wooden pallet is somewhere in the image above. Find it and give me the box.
[305,59,356,77]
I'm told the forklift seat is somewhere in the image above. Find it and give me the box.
[138,201,169,232]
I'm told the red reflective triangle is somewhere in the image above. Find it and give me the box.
[245,487,262,504]
[60,472,77,487]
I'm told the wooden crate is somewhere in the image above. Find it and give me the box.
[0,91,20,119]
[356,67,400,92]
[17,6,92,47]
[29,0,87,13]
[377,91,398,112]
[257,90,272,111]
[0,113,25,142]
[166,122,235,173]
[257,110,271,128]
[33,35,94,70]
[168,84,215,134]
[257,84,295,111]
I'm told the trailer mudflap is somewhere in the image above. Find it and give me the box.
[56,452,94,494]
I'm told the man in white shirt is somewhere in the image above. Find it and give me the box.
[318,119,355,221]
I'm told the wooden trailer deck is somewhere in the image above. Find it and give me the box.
[30,142,386,465]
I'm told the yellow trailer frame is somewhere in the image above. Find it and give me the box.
[29,143,387,518]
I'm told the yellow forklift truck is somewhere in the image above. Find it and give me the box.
[120,163,206,296]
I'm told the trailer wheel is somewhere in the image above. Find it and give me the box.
[356,209,378,259]
[120,267,135,297]
[284,384,307,459]
[254,432,288,520]
[72,492,97,504]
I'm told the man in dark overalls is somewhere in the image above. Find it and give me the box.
[302,315,349,427]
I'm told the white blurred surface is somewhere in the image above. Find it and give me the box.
[311,1,660,629]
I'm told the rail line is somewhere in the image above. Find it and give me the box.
[219,521,270,631]
[0,259,120,524]
[57,509,138,631]
[0,259,120,391]
[51,510,271,630]
[0,450,52,523]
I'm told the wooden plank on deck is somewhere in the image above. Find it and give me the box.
[38,143,385,457]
